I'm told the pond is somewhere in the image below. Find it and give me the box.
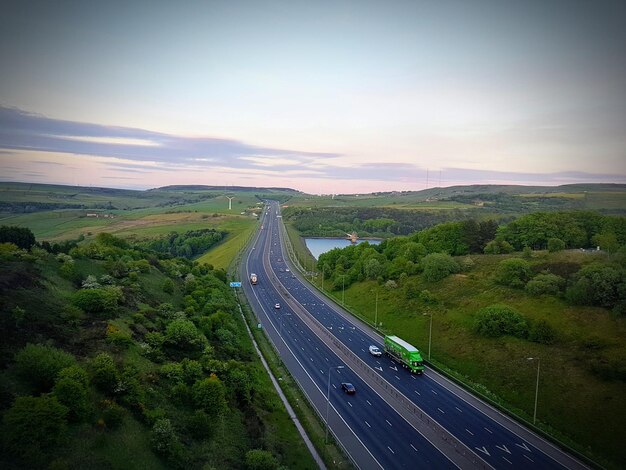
[304,237,381,259]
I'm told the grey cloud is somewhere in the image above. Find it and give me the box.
[0,106,339,168]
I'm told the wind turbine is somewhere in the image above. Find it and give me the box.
[226,196,235,210]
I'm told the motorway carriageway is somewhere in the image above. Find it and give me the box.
[243,202,588,470]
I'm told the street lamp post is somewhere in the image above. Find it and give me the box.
[325,365,345,443]
[428,311,433,361]
[527,357,540,424]
[375,291,378,328]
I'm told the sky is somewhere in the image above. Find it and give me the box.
[1,0,625,194]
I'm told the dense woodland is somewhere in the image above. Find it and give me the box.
[0,229,300,469]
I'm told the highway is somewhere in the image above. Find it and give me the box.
[241,201,588,470]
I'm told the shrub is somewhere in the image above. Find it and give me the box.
[15,344,76,392]
[422,253,460,282]
[165,319,207,350]
[528,320,557,344]
[494,258,532,288]
[186,409,215,440]
[100,400,126,429]
[151,418,184,462]
[53,376,90,421]
[245,449,279,470]
[525,273,565,296]
[474,304,528,338]
[90,353,119,394]
[192,374,228,416]
[162,278,175,294]
[3,396,68,458]
[484,240,514,254]
[566,263,624,309]
[72,287,123,316]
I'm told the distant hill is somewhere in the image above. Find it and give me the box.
[154,185,301,193]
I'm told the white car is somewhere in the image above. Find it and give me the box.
[369,345,382,356]
[275,303,281,309]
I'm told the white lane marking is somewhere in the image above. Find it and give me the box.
[410,444,418,452]
[475,446,491,456]
[348,402,352,408]
[366,400,372,406]
[414,390,421,396]
[523,455,534,463]
[502,456,512,465]
[484,427,493,434]
[332,384,336,389]
[375,366,383,372]
[310,357,313,362]
[516,442,531,452]
[466,429,474,436]
[431,389,438,395]
[325,357,328,362]
[361,349,365,352]
[455,406,463,413]
[315,347,319,351]
[365,420,371,428]
[395,375,401,380]
[496,444,511,454]
[386,419,392,427]
[387,446,395,455]
[437,408,445,414]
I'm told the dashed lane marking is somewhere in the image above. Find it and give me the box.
[484,427,493,434]
[386,419,392,427]
[466,429,474,436]
[365,421,371,428]
[523,455,534,463]
[387,446,395,455]
[455,407,463,413]
[502,457,512,465]
[411,444,418,452]
[437,408,445,414]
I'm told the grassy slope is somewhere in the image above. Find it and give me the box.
[310,250,626,467]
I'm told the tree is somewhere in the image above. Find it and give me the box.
[494,258,532,288]
[566,263,624,308]
[72,287,123,316]
[547,238,566,253]
[15,343,76,392]
[3,396,68,459]
[422,253,460,282]
[0,225,36,249]
[474,305,528,338]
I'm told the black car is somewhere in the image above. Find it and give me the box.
[341,382,356,394]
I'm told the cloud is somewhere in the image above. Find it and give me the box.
[0,106,339,169]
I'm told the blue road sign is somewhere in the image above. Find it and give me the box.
[229,282,242,287]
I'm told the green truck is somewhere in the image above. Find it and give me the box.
[384,335,425,375]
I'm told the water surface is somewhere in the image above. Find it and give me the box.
[304,237,381,259]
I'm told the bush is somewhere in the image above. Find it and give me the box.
[90,353,119,394]
[421,253,460,282]
[566,263,624,309]
[15,344,76,392]
[100,400,126,429]
[72,287,123,316]
[474,305,528,338]
[245,449,279,470]
[192,374,228,416]
[165,319,207,351]
[528,320,557,344]
[53,377,90,421]
[494,258,532,288]
[0,225,36,249]
[3,396,68,458]
[525,273,565,296]
[151,418,184,463]
[483,240,514,254]
[186,409,215,440]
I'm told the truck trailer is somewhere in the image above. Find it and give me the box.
[250,273,258,285]
[384,335,424,374]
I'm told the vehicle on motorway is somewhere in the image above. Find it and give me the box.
[341,382,356,394]
[250,273,258,285]
[368,345,382,356]
[384,335,424,374]
[274,303,281,309]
